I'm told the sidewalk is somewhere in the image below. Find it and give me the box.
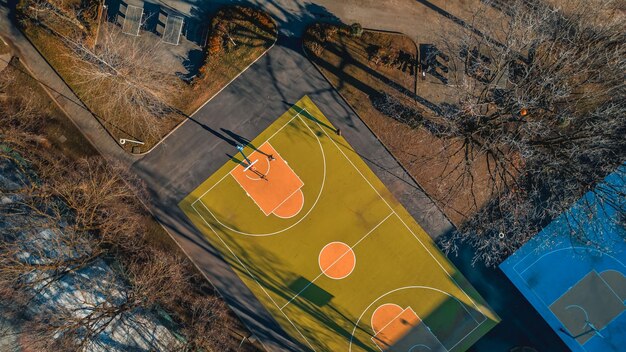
[0,6,133,164]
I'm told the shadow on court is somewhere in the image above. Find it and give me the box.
[293,105,338,133]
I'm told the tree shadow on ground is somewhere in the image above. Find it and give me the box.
[413,0,505,49]
[307,31,443,116]
[420,43,449,84]
[436,230,569,351]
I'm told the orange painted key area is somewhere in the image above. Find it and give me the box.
[230,142,304,216]
[371,304,421,350]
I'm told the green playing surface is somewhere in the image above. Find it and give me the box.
[180,96,499,351]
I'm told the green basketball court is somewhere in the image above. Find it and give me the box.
[179,96,499,351]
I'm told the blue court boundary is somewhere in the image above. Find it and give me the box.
[500,165,626,352]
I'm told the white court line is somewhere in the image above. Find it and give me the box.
[522,268,626,352]
[371,303,403,334]
[599,270,626,301]
[274,190,305,219]
[232,141,306,217]
[313,113,486,323]
[269,185,303,215]
[243,158,270,180]
[518,247,626,276]
[195,115,327,236]
[190,106,488,350]
[191,200,317,351]
[512,247,626,316]
[368,307,446,352]
[191,109,304,207]
[373,306,413,338]
[348,286,487,352]
[446,318,487,351]
[280,212,394,310]
[317,241,356,280]
[564,305,589,329]
[243,158,258,172]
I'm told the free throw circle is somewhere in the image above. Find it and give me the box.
[371,303,404,334]
[318,242,356,279]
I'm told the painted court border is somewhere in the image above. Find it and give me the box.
[500,166,626,352]
[188,106,493,351]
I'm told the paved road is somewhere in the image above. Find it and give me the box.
[1,0,568,350]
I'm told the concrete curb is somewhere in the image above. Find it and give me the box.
[302,28,456,237]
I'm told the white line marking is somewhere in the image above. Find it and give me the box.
[269,186,303,215]
[280,213,394,310]
[242,154,271,181]
[317,241,356,280]
[370,307,446,352]
[371,303,403,334]
[195,117,327,236]
[597,271,625,303]
[373,306,414,336]
[191,201,317,351]
[273,190,305,219]
[446,318,487,351]
[314,113,486,322]
[188,106,490,350]
[348,286,484,352]
[565,305,589,330]
[243,158,259,172]
[139,40,277,155]
[517,247,626,277]
[191,109,304,206]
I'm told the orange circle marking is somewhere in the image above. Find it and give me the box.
[273,189,304,218]
[371,303,404,334]
[318,242,356,279]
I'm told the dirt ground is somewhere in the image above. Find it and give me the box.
[305,27,496,226]
[0,38,10,72]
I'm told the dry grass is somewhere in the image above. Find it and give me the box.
[1,58,97,158]
[1,57,259,350]
[305,26,494,226]
[0,39,10,55]
[175,6,277,115]
[20,6,276,152]
[22,24,183,151]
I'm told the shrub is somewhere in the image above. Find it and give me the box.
[207,35,222,55]
[349,23,363,37]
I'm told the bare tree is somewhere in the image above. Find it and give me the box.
[23,247,186,351]
[1,55,250,350]
[413,0,626,265]
[181,294,234,351]
[58,23,182,141]
[18,0,182,142]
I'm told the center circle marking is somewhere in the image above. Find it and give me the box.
[318,242,356,280]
